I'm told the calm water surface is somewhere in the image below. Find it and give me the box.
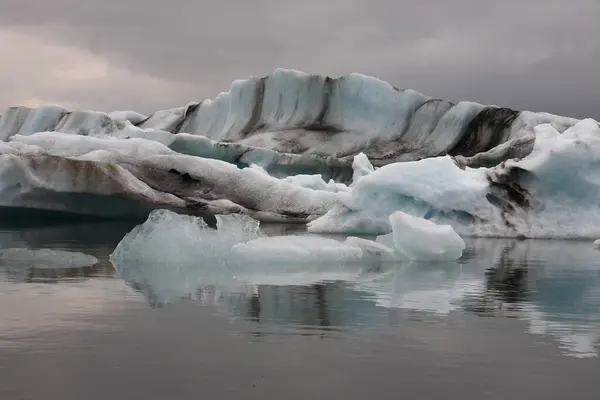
[0,221,599,399]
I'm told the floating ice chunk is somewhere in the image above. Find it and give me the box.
[110,209,260,272]
[110,209,261,303]
[111,209,403,304]
[0,248,99,269]
[389,211,465,261]
[594,239,600,249]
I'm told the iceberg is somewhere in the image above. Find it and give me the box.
[110,208,470,314]
[110,209,260,272]
[109,209,394,304]
[0,68,598,239]
[0,69,580,169]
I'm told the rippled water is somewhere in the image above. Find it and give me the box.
[1,221,599,399]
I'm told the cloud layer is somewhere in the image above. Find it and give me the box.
[1,0,598,118]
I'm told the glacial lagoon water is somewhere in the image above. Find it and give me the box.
[0,221,599,399]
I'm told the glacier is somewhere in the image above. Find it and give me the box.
[0,68,599,238]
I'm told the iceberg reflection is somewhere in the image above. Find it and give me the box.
[114,234,600,357]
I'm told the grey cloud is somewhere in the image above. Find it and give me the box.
[0,0,599,118]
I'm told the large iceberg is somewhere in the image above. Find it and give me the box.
[0,68,599,238]
[0,69,579,169]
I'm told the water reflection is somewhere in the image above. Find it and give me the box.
[115,237,600,357]
[1,263,114,283]
[464,239,600,357]
[1,218,599,359]
[0,220,137,262]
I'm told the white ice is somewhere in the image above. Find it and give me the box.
[230,234,398,266]
[350,152,375,185]
[110,209,260,271]
[0,69,579,166]
[308,155,489,235]
[388,211,465,261]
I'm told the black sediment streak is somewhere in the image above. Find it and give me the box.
[487,166,532,209]
[485,166,533,228]
[400,97,448,140]
[450,107,519,157]
[413,98,449,114]
[239,77,266,138]
[134,114,151,127]
[305,77,341,132]
[173,102,201,134]
[55,111,72,129]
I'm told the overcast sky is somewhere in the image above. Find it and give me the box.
[0,0,598,119]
